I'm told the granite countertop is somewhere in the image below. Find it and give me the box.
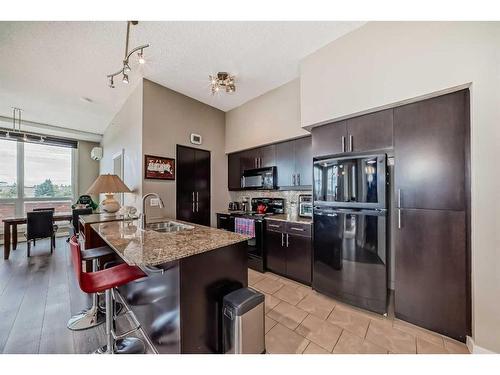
[90,218,250,267]
[266,214,313,225]
[80,213,139,225]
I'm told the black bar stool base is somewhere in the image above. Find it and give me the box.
[94,337,145,354]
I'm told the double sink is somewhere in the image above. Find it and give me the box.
[146,221,194,233]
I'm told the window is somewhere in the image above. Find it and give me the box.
[0,140,18,221]
[0,139,75,223]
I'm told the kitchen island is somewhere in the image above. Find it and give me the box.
[89,219,250,354]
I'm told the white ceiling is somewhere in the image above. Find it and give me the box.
[0,21,364,135]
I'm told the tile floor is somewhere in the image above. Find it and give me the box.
[249,269,470,354]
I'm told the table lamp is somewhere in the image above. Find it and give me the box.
[86,174,131,215]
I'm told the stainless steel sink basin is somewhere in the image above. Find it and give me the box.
[146,221,194,233]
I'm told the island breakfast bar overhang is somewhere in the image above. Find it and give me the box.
[87,219,249,354]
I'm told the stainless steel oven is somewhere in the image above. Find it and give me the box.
[298,194,312,218]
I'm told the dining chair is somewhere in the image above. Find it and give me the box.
[25,210,55,257]
[68,208,93,240]
[33,207,58,247]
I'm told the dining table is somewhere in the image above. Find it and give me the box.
[2,212,72,260]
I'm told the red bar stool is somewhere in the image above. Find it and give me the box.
[69,236,147,354]
[67,246,115,330]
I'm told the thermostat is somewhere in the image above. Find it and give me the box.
[190,133,202,145]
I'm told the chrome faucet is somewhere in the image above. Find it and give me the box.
[141,193,165,229]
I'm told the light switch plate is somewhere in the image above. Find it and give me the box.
[150,198,160,207]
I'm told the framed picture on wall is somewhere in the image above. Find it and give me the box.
[144,154,175,180]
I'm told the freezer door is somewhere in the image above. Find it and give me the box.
[313,208,387,314]
[313,154,386,209]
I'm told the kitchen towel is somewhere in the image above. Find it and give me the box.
[234,217,255,238]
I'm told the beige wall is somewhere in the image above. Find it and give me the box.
[100,81,143,209]
[142,79,228,227]
[77,140,100,201]
[301,21,500,352]
[225,79,308,153]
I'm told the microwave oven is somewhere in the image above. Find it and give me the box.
[241,167,277,190]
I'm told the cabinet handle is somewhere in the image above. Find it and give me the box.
[259,158,262,168]
[219,217,227,220]
[290,227,304,232]
[192,192,195,212]
[398,209,402,229]
[286,233,289,247]
[349,135,353,152]
[397,189,402,208]
[196,192,199,212]
[292,174,296,186]
[341,136,345,152]
[281,233,284,247]
[268,224,280,228]
[297,173,300,185]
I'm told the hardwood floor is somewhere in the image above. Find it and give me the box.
[0,237,105,354]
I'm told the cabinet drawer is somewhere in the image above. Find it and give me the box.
[266,220,285,233]
[286,222,312,237]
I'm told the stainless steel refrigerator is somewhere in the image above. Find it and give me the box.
[312,153,388,314]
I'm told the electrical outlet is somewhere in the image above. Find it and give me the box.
[150,198,160,207]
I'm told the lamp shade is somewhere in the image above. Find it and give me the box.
[86,174,131,194]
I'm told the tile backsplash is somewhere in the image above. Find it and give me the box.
[229,190,312,215]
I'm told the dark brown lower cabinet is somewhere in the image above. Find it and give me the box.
[266,230,287,275]
[286,234,312,285]
[265,221,312,285]
[395,208,467,341]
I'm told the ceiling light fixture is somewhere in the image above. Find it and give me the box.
[209,72,236,95]
[107,21,150,89]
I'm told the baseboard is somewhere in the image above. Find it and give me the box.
[466,336,497,354]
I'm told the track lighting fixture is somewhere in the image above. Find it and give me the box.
[40,136,45,143]
[23,133,28,141]
[107,21,150,88]
[138,50,145,64]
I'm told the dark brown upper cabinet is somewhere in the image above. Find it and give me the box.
[258,144,276,167]
[312,109,394,159]
[346,109,393,152]
[228,138,311,191]
[294,136,313,186]
[276,136,312,189]
[227,153,241,190]
[394,90,466,211]
[311,120,347,158]
[276,140,295,188]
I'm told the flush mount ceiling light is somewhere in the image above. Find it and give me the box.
[107,21,150,88]
[209,72,236,95]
